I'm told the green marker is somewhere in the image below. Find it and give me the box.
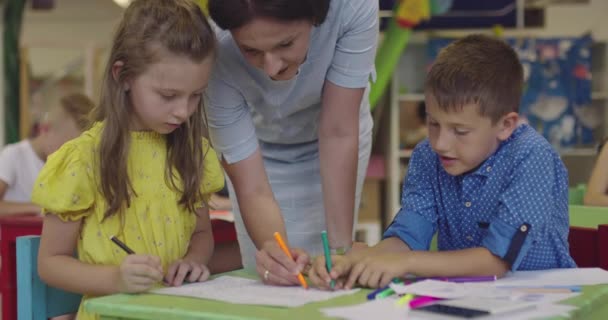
[376,287,396,299]
[321,231,335,289]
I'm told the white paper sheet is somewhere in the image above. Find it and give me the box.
[390,280,580,304]
[409,303,577,320]
[320,298,421,320]
[496,268,608,287]
[151,276,359,307]
[482,303,577,320]
[390,280,505,299]
[324,298,577,320]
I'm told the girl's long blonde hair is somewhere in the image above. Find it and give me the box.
[93,0,216,219]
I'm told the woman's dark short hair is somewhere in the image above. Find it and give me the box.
[209,0,331,30]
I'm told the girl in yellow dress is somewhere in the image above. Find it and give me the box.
[31,1,223,319]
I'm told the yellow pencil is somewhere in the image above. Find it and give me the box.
[273,232,308,289]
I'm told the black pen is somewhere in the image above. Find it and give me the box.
[110,235,135,254]
[110,235,193,284]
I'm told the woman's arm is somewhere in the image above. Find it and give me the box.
[38,214,163,295]
[222,149,287,247]
[319,81,365,250]
[222,149,307,285]
[0,180,40,215]
[584,145,608,206]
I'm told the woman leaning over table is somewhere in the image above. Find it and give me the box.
[205,0,378,286]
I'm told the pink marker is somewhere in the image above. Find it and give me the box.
[409,296,441,309]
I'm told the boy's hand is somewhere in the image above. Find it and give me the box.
[309,254,353,290]
[165,258,211,286]
[116,254,164,293]
[344,253,409,289]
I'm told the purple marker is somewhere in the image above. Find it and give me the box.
[427,275,497,283]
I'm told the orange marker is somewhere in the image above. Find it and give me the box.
[273,232,308,289]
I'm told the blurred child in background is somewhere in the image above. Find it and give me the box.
[0,93,94,215]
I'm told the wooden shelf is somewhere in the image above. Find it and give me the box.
[592,91,608,100]
[400,92,606,102]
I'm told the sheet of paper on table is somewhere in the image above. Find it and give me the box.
[321,298,577,320]
[152,276,360,307]
[321,298,416,320]
[496,267,608,287]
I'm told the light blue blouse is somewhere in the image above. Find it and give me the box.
[205,0,378,164]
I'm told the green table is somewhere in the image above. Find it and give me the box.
[86,270,608,320]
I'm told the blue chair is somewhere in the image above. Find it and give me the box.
[16,235,82,320]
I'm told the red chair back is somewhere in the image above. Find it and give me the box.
[0,213,236,320]
[568,224,608,270]
[0,215,43,320]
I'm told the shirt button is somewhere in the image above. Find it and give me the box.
[486,166,492,172]
[466,235,473,241]
[520,225,528,232]
[465,201,472,208]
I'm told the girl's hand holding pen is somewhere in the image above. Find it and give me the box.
[165,258,211,286]
[116,254,164,293]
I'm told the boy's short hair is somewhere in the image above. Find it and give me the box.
[425,34,523,123]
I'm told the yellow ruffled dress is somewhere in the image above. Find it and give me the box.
[32,122,224,320]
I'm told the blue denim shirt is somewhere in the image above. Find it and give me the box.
[384,124,576,270]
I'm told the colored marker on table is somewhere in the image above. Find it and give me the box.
[320,231,335,289]
[396,293,415,306]
[376,287,396,299]
[366,285,389,300]
[409,296,441,309]
[428,275,497,283]
[366,278,403,300]
[273,232,308,289]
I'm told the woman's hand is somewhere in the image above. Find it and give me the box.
[255,240,310,286]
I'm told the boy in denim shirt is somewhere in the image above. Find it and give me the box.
[310,34,575,289]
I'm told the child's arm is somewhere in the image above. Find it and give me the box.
[0,180,40,215]
[342,246,509,289]
[585,144,608,206]
[38,214,164,295]
[164,206,214,286]
[185,206,215,264]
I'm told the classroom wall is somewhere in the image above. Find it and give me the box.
[21,0,121,78]
[544,0,608,41]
